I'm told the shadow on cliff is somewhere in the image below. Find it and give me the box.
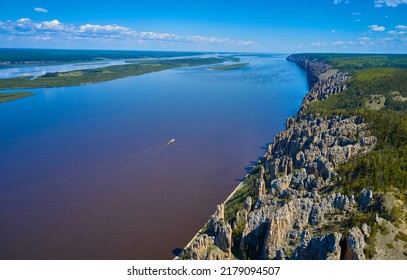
[171,248,184,257]
[234,142,271,182]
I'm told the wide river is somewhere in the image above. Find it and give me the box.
[0,55,307,259]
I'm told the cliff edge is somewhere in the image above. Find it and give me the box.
[181,54,407,260]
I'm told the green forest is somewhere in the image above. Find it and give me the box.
[221,54,407,259]
[305,55,407,229]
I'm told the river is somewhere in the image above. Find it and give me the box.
[0,54,307,259]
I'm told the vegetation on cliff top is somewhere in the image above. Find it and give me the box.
[302,54,407,258]
[308,67,407,114]
[306,63,407,203]
[297,53,407,72]
[219,54,407,260]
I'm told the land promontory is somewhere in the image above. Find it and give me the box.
[182,53,407,260]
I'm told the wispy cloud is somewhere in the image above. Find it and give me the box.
[139,31,180,41]
[374,0,407,7]
[387,25,407,35]
[352,12,361,15]
[388,30,406,35]
[302,33,406,51]
[79,24,132,34]
[0,18,254,47]
[310,42,326,47]
[369,24,386,31]
[34,7,48,13]
[333,0,350,4]
[333,40,345,45]
[327,33,406,49]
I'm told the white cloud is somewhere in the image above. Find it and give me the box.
[352,12,361,15]
[396,25,407,29]
[34,7,48,13]
[369,24,386,31]
[187,35,228,43]
[381,37,397,41]
[355,19,361,22]
[31,36,52,41]
[311,42,326,47]
[325,35,407,51]
[35,20,64,31]
[374,0,407,7]
[388,30,406,35]
[333,0,349,4]
[138,31,179,41]
[0,18,254,48]
[236,40,255,46]
[79,24,131,34]
[185,36,254,46]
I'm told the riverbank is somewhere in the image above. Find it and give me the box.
[182,53,407,260]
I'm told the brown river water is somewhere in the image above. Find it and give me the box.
[0,55,307,259]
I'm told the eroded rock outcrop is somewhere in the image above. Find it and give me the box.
[343,227,366,260]
[183,55,380,260]
[185,234,214,260]
[185,203,232,259]
[292,232,342,260]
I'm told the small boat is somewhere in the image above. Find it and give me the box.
[167,139,175,145]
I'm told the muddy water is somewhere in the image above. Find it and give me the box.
[0,55,307,259]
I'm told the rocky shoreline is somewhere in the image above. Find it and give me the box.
[181,54,386,260]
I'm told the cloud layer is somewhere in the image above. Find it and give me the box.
[299,22,406,51]
[0,18,254,48]
[374,0,407,7]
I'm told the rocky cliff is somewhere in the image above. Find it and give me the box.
[182,54,405,260]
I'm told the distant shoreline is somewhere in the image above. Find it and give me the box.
[0,57,224,91]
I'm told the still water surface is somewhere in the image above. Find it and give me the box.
[0,55,307,259]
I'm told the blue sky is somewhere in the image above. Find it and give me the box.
[0,0,406,53]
